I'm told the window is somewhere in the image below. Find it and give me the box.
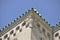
[16,26,20,30]
[10,30,14,34]
[55,33,59,37]
[19,28,22,32]
[42,28,45,35]
[22,21,26,26]
[4,34,8,39]
[0,38,2,40]
[13,33,16,36]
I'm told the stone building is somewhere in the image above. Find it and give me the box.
[0,8,60,40]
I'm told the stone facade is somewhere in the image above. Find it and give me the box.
[0,8,60,40]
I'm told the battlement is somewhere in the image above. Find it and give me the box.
[0,8,60,40]
[0,8,51,37]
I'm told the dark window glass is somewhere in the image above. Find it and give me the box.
[0,38,2,40]
[19,28,22,32]
[13,33,16,36]
[55,33,59,37]
[10,30,14,34]
[4,34,8,39]
[42,28,45,35]
[22,21,26,26]
[16,26,20,30]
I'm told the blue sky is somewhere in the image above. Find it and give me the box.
[0,0,60,29]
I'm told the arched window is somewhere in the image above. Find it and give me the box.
[4,34,8,39]
[16,26,20,30]
[13,33,16,36]
[55,33,59,37]
[22,21,26,26]
[42,28,45,35]
[19,28,22,32]
[10,30,14,35]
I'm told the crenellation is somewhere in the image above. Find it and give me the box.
[31,8,36,11]
[28,9,31,12]
[36,13,39,15]
[0,9,32,37]
[56,24,58,26]
[39,15,42,18]
[0,8,60,40]
[19,16,21,18]
[46,21,50,26]
[39,13,41,16]
[43,19,45,21]
[5,26,7,28]
[48,24,50,26]
[13,19,16,22]
[46,21,48,24]
[59,22,60,24]
[22,13,24,16]
[25,11,28,14]
[16,17,19,20]
[2,28,4,30]
[8,24,11,26]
